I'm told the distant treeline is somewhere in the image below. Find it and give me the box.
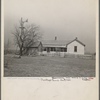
[4,49,19,55]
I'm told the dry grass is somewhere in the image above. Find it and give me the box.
[4,55,95,77]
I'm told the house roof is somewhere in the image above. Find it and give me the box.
[42,40,70,47]
[66,37,85,46]
[42,37,85,47]
[25,38,85,48]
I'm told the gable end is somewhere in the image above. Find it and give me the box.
[66,38,85,47]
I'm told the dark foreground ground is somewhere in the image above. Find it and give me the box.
[4,55,95,77]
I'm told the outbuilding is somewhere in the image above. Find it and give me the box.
[24,41,43,56]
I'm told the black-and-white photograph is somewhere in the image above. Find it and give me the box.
[4,0,96,77]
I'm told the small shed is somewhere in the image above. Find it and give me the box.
[24,41,43,56]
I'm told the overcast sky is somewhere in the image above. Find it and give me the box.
[4,0,97,53]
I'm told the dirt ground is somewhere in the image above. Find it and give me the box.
[4,55,95,77]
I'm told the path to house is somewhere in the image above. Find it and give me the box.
[4,55,95,77]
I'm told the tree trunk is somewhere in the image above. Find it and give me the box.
[19,47,23,58]
[19,43,24,57]
[20,48,22,56]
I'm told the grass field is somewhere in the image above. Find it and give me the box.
[4,55,95,77]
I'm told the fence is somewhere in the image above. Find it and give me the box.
[40,52,96,60]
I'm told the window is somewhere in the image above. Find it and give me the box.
[54,48,56,51]
[61,48,64,52]
[51,47,54,51]
[74,46,77,52]
[64,48,67,52]
[47,47,50,52]
[56,48,60,52]
[61,48,66,52]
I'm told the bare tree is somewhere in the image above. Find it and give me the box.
[12,18,42,57]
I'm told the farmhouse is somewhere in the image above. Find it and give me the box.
[24,37,85,56]
[42,37,85,55]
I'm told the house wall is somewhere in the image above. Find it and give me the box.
[38,44,43,52]
[38,43,43,55]
[67,41,85,55]
[42,48,68,57]
[28,48,38,55]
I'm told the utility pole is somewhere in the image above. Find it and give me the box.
[19,17,28,36]
[19,17,28,57]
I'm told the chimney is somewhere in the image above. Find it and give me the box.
[76,37,77,40]
[55,36,57,40]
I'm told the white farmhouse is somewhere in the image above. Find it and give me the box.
[42,37,85,55]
